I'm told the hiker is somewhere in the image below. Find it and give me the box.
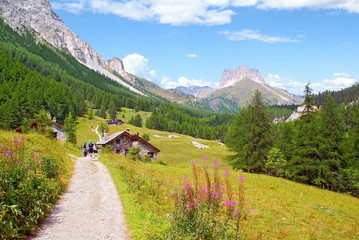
[93,144,98,158]
[88,140,94,157]
[82,143,87,157]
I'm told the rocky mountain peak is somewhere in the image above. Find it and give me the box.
[219,65,265,88]
[0,0,144,95]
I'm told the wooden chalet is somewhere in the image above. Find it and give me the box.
[96,130,160,159]
[107,119,124,126]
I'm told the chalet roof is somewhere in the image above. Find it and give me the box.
[96,131,160,152]
[107,119,124,124]
[97,131,126,145]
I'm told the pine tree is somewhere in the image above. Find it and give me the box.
[34,110,53,134]
[226,90,272,173]
[315,95,345,189]
[64,112,77,144]
[88,108,94,120]
[108,101,117,120]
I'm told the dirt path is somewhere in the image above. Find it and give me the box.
[33,155,129,240]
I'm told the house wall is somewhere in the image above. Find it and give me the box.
[108,135,132,155]
[132,141,158,159]
[103,134,158,159]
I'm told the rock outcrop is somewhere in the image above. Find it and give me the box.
[219,65,265,88]
[0,0,144,95]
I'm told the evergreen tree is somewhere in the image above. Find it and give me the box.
[226,90,273,173]
[129,114,143,127]
[315,95,345,189]
[96,103,107,119]
[88,108,94,120]
[108,101,117,120]
[33,110,52,134]
[64,112,77,144]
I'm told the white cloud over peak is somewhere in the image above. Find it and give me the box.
[51,0,359,25]
[266,72,357,95]
[123,53,157,81]
[220,29,300,43]
[185,54,199,58]
[266,73,304,95]
[161,76,214,89]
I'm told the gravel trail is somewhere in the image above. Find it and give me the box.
[33,156,129,240]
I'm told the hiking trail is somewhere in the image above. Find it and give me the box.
[32,155,129,240]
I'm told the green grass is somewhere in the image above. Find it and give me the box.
[77,116,359,240]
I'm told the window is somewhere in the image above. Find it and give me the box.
[116,139,121,144]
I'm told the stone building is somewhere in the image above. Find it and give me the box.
[107,119,124,126]
[96,130,160,159]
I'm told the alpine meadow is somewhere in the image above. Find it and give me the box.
[0,0,359,240]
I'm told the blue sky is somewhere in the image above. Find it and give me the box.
[50,0,359,95]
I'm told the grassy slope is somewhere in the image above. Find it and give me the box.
[77,116,359,240]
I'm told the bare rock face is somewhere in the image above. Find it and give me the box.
[219,65,265,88]
[0,0,144,95]
[104,57,133,82]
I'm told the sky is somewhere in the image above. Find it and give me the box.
[50,0,359,95]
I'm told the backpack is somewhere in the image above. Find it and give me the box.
[88,143,93,148]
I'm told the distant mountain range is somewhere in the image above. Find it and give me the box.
[176,66,304,110]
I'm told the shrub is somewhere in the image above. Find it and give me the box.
[0,135,67,238]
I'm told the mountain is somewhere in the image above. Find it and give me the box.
[0,0,144,96]
[193,66,303,111]
[219,65,265,88]
[175,86,212,96]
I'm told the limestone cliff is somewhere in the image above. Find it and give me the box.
[0,0,144,95]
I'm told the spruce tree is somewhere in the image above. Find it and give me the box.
[315,95,345,189]
[108,101,117,120]
[226,90,272,173]
[64,112,77,144]
[288,84,321,184]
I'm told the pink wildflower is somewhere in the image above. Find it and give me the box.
[247,210,251,214]
[224,171,230,175]
[202,156,207,161]
[238,176,245,181]
[183,176,188,180]
[191,159,196,163]
[213,162,218,167]
[5,151,11,156]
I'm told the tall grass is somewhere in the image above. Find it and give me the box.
[0,131,73,238]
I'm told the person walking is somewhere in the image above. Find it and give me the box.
[88,140,94,158]
[82,143,87,157]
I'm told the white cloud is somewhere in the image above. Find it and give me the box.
[266,72,357,95]
[256,0,359,13]
[220,29,299,43]
[123,53,157,81]
[51,1,85,13]
[51,0,359,25]
[266,73,305,95]
[311,74,357,93]
[185,54,198,58]
[161,76,214,89]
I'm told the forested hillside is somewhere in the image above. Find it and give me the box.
[313,83,359,106]
[226,87,359,197]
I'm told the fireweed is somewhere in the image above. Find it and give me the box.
[0,135,65,238]
[167,159,245,240]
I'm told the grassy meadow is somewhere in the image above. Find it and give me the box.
[76,114,359,240]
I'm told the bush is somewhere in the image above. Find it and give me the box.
[0,135,67,238]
